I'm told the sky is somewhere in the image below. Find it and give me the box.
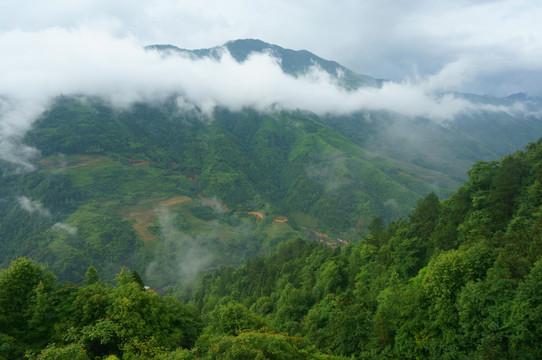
[0,0,541,169]
[1,0,541,96]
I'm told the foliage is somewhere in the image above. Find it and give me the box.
[2,97,542,358]
[189,138,542,359]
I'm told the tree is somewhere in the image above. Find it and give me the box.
[206,302,265,336]
[84,266,100,285]
[509,258,542,359]
[0,257,56,355]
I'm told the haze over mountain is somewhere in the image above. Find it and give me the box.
[1,34,540,171]
[146,39,382,89]
[1,38,541,287]
[2,2,542,358]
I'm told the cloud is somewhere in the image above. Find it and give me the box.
[1,0,541,97]
[145,209,216,289]
[306,151,349,192]
[0,26,533,168]
[52,222,78,235]
[16,196,51,217]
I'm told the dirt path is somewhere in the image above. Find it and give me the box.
[234,211,264,220]
[158,196,192,207]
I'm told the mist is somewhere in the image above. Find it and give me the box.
[145,209,216,290]
[0,27,525,169]
[17,196,51,217]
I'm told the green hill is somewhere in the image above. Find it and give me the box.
[0,96,445,284]
[1,39,541,288]
[2,137,541,359]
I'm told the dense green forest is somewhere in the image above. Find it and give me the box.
[2,93,541,286]
[2,136,541,359]
[1,96,450,284]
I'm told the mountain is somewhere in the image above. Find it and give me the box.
[189,137,542,359]
[1,39,542,286]
[3,136,542,359]
[148,39,542,179]
[0,96,446,284]
[146,39,382,89]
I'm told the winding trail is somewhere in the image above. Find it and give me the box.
[234,211,264,221]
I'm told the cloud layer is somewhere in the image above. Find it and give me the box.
[2,0,541,97]
[0,27,520,169]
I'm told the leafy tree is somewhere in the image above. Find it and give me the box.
[508,258,542,359]
[84,265,99,285]
[0,258,56,356]
[205,302,265,336]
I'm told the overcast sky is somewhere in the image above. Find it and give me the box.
[1,0,541,97]
[1,0,541,169]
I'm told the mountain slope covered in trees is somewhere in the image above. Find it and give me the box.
[0,40,541,287]
[2,137,542,359]
[0,95,451,284]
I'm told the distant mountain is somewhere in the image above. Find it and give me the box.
[147,39,542,180]
[146,39,382,89]
[1,39,542,286]
[0,96,451,282]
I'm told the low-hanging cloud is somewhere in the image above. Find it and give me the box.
[17,196,51,217]
[145,208,216,289]
[52,222,78,235]
[0,27,525,169]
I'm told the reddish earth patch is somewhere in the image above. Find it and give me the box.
[234,211,264,221]
[273,217,288,223]
[189,174,199,185]
[158,196,192,207]
[125,211,157,242]
[124,196,193,243]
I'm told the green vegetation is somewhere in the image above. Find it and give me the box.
[1,96,448,283]
[2,137,542,358]
[191,138,542,359]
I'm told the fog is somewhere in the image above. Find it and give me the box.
[0,27,525,169]
[17,196,51,217]
[145,208,216,289]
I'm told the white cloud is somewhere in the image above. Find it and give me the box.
[52,222,78,235]
[0,26,533,168]
[17,196,51,217]
[1,0,541,94]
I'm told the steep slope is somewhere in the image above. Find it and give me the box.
[148,39,542,182]
[4,138,542,360]
[0,96,449,283]
[192,137,542,359]
[1,39,541,287]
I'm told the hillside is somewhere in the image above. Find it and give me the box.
[1,40,542,286]
[189,137,542,359]
[2,137,541,359]
[148,39,542,180]
[0,96,442,284]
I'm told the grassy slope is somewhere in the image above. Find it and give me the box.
[0,97,453,282]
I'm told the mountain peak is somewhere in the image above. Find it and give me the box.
[146,39,381,89]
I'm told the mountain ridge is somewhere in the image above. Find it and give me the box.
[146,38,383,89]
[1,38,542,288]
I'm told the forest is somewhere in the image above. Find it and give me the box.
[1,97,447,285]
[1,133,541,358]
